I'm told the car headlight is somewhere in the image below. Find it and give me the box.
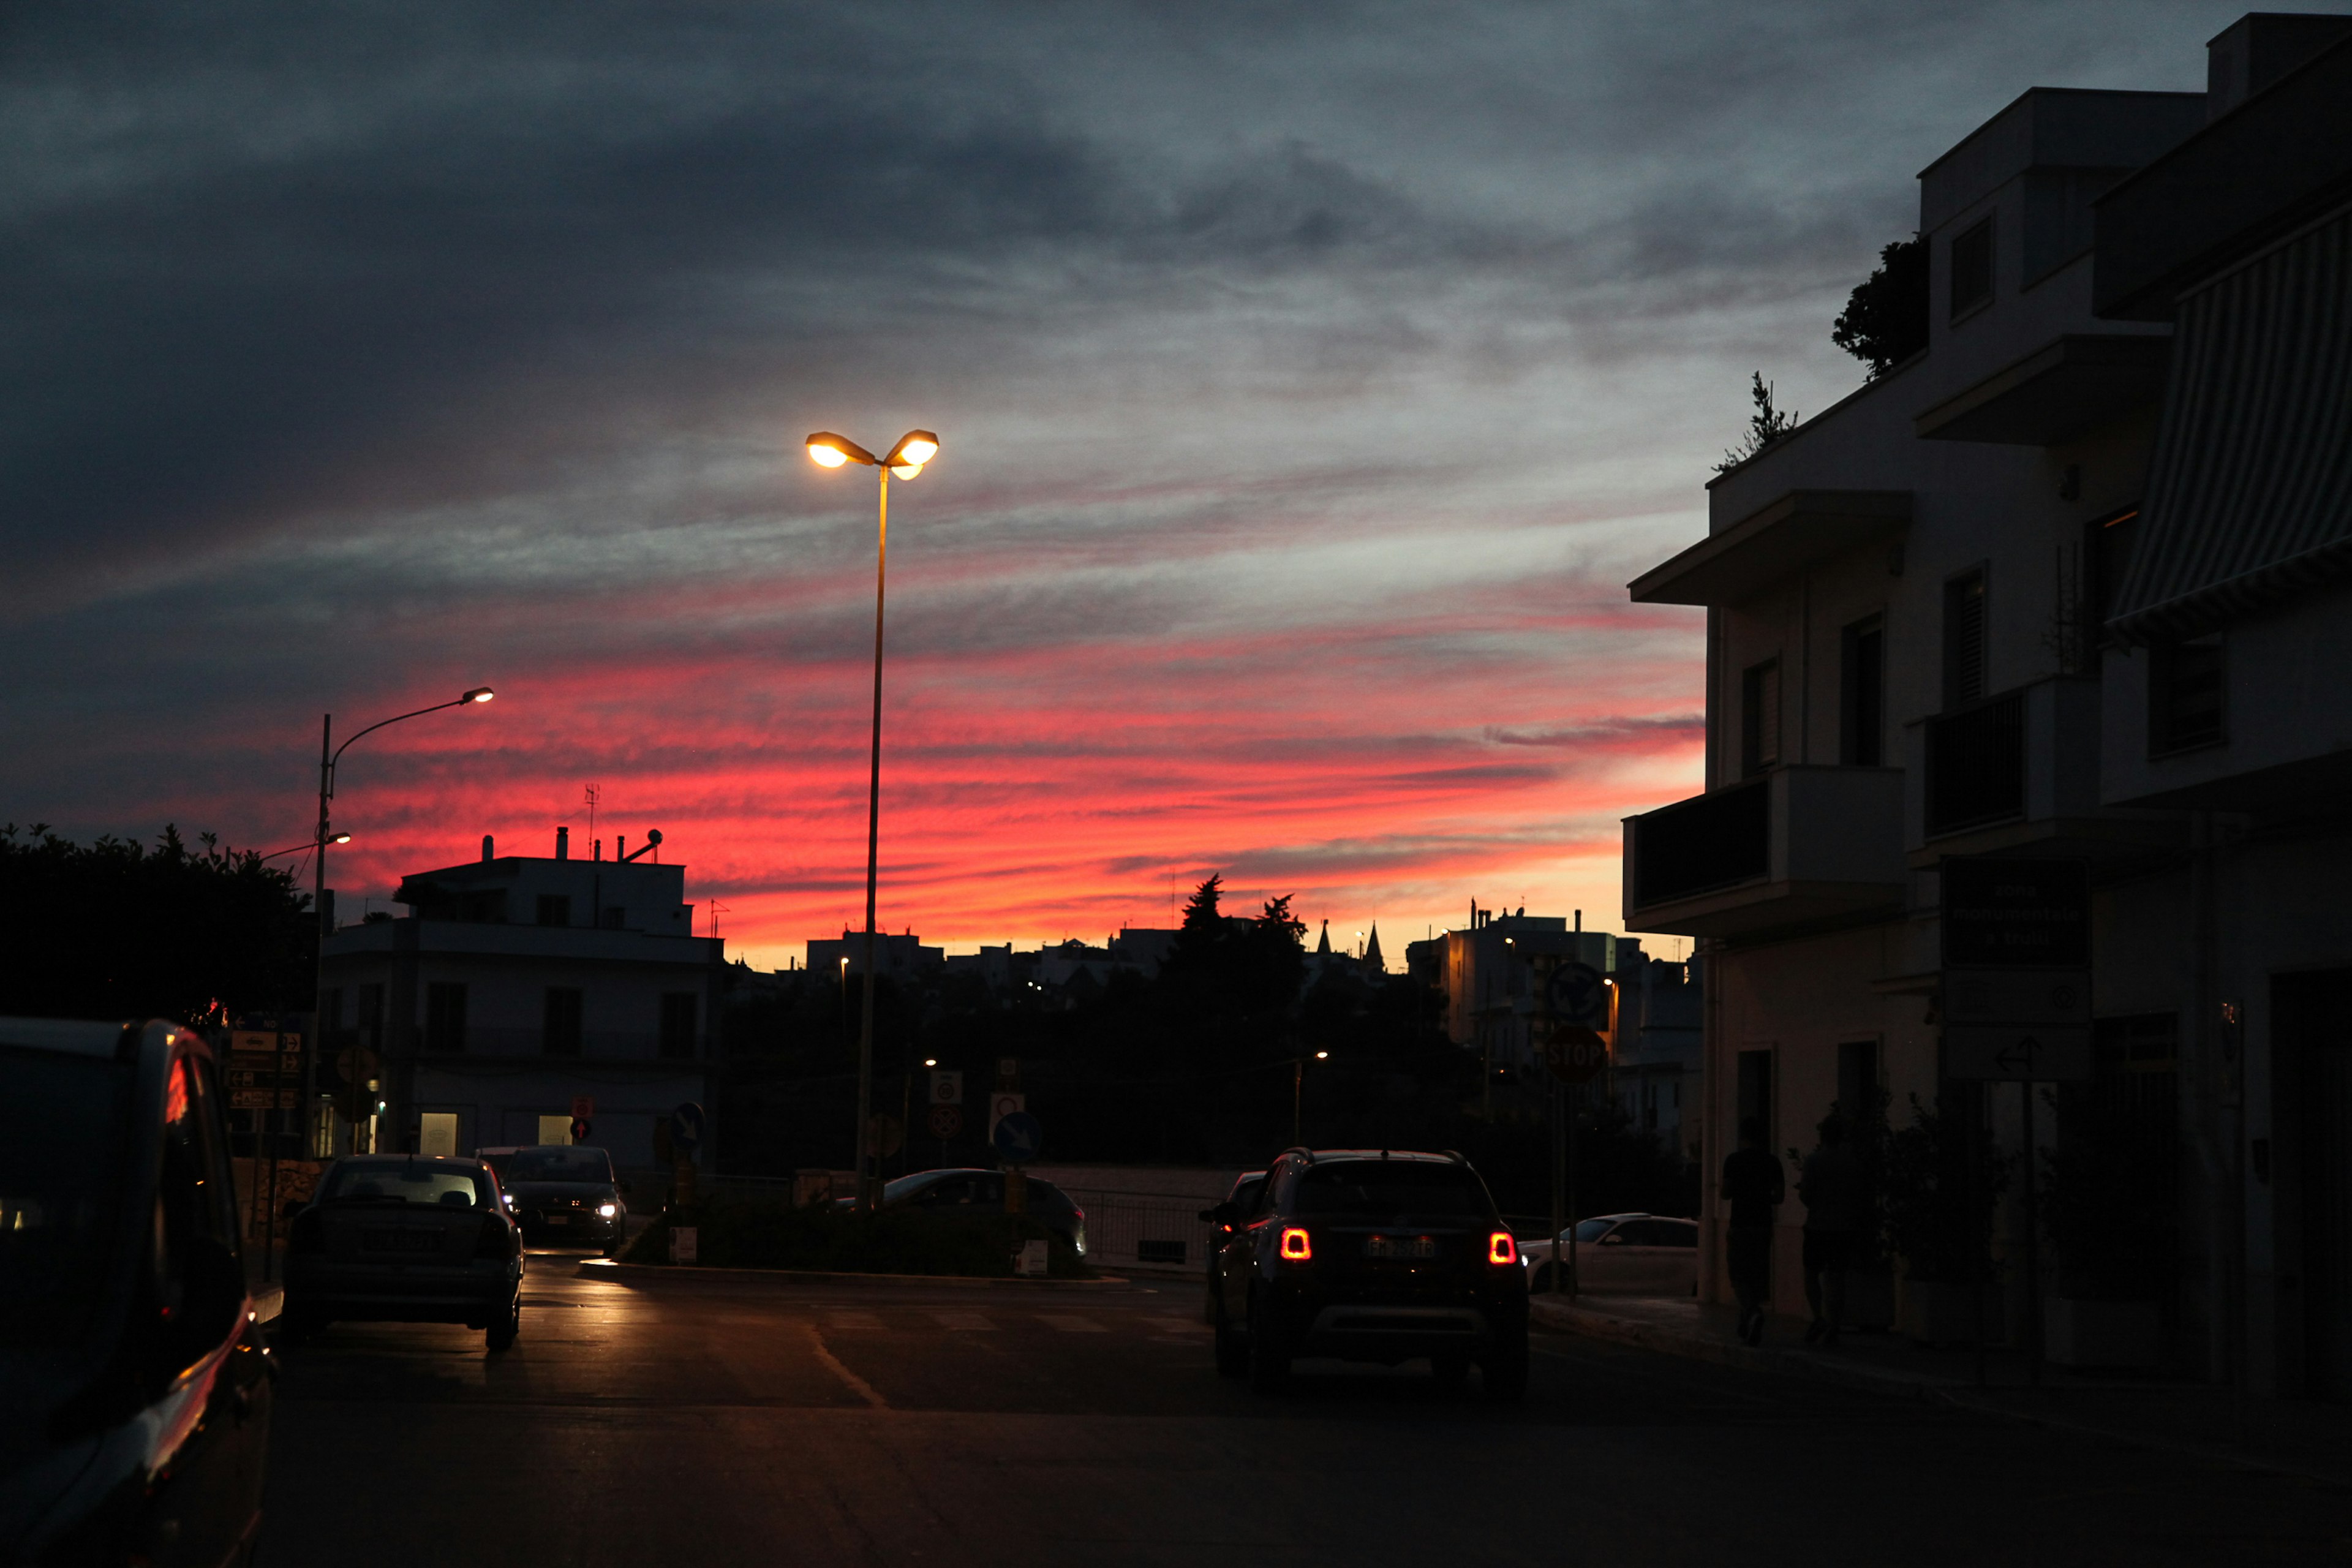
[502,1194,514,1205]
[598,1204,617,1218]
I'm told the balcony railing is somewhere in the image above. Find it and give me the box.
[1923,690,2025,835]
[1630,780,1770,907]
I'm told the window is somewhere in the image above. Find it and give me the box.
[1839,616,1885,766]
[1948,216,1994,318]
[462,891,507,924]
[425,982,468,1054]
[536,894,572,928]
[356,983,385,1049]
[1838,1040,1882,1126]
[601,906,625,930]
[1740,658,1781,777]
[1942,570,1986,708]
[543,987,584,1055]
[659,993,698,1059]
[2150,635,2225,753]
[1291,1163,1491,1221]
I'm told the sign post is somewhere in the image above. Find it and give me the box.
[670,1101,704,1213]
[1538,960,1610,1297]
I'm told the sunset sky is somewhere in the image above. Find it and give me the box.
[4,2,2245,969]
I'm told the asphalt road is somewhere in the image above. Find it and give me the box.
[258,1253,2345,1567]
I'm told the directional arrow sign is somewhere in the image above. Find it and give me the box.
[1942,1024,2092,1082]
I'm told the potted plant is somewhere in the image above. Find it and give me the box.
[1882,1092,2007,1346]
[2037,1091,2169,1369]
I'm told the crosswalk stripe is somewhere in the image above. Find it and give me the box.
[931,1311,995,1331]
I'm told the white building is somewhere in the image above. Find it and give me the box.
[320,829,723,1171]
[1621,13,2352,1393]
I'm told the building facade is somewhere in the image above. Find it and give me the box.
[320,831,723,1171]
[1621,13,2352,1395]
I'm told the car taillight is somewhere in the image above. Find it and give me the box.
[1280,1227,1312,1261]
[1488,1231,1518,1265]
[475,1212,516,1259]
[287,1209,325,1256]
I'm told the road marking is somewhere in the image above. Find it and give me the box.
[931,1311,995,1331]
[801,1324,887,1408]
[1037,1314,1106,1333]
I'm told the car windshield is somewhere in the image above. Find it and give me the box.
[1292,1162,1491,1223]
[320,1161,494,1208]
[505,1148,613,1183]
[0,1044,134,1350]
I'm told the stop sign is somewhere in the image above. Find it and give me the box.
[1544,1025,1609,1085]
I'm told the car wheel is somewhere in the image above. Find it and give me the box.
[1433,1351,1471,1382]
[1482,1335,1529,1404]
[486,1294,520,1352]
[1213,1294,1249,1378]
[1246,1292,1289,1393]
[1528,1263,1556,1292]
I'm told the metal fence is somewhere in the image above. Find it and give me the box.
[1066,1189,1216,1272]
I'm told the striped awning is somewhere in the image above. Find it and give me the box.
[2106,204,2352,645]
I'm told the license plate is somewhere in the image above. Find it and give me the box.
[1364,1235,1436,1259]
[362,1229,441,1254]
[542,1213,568,1225]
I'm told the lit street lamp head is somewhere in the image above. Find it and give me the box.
[806,431,879,468]
[328,832,352,845]
[462,687,494,704]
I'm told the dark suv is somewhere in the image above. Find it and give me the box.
[1208,1148,1528,1401]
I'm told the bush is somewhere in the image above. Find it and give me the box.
[620,1196,1090,1278]
[1882,1093,2007,1284]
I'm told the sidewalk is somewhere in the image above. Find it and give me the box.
[1531,1293,2352,1488]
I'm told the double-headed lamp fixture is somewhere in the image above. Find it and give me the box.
[807,430,940,479]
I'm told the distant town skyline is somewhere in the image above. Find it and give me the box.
[2,1,2254,972]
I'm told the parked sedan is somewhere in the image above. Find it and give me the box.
[0,1018,274,1568]
[1521,1213,1700,1295]
[281,1155,524,1348]
[843,1169,1087,1257]
[481,1145,627,1253]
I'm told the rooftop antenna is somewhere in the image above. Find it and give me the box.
[584,783,599,847]
[709,899,729,940]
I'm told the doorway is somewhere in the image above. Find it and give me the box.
[2278,971,2352,1400]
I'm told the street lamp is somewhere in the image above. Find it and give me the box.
[307,687,496,1159]
[807,428,939,1210]
[258,832,351,862]
[1294,1050,1329,1147]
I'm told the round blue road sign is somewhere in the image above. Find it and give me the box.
[992,1109,1042,1164]
[670,1101,706,1153]
[1545,962,1607,1028]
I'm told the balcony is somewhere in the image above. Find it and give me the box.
[1905,674,2179,863]
[1623,766,1906,938]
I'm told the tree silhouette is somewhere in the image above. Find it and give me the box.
[1831,235,1929,378]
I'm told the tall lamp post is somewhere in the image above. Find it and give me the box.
[307,688,496,1161]
[806,428,940,1212]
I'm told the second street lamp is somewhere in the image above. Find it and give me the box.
[807,428,939,1212]
[307,687,496,1161]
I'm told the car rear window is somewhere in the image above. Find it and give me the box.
[1292,1162,1491,1223]
[321,1161,494,1208]
[0,1046,134,1348]
[506,1148,614,1183]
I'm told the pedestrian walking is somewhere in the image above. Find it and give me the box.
[1720,1116,1782,1345]
[1798,1115,1862,1346]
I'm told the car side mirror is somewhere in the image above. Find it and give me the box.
[281,1199,306,1224]
[165,1238,246,1375]
[1203,1202,1237,1227]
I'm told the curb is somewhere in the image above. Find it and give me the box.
[1530,1298,2350,1490]
[576,1259,1131,1290]
[1528,1297,1964,1398]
